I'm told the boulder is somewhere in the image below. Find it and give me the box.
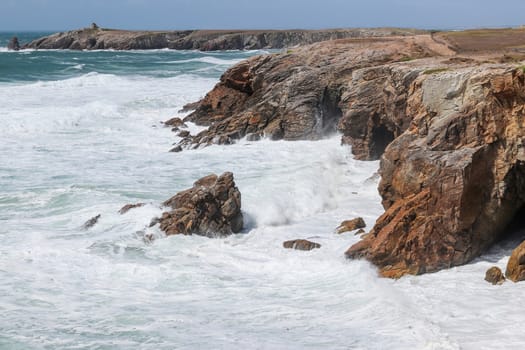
[7,37,20,51]
[283,239,321,251]
[159,172,243,237]
[118,203,145,214]
[336,217,366,234]
[506,240,525,282]
[485,266,506,285]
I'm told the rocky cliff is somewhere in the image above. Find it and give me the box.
[179,29,525,278]
[23,27,424,51]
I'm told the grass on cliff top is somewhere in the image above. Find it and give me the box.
[437,27,525,53]
[423,67,449,75]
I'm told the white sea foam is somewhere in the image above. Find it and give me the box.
[1,51,524,350]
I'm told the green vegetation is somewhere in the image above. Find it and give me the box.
[399,56,414,62]
[423,67,449,75]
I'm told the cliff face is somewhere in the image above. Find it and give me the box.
[181,35,453,160]
[346,67,525,277]
[180,31,525,277]
[23,27,424,51]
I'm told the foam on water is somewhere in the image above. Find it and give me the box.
[1,49,524,350]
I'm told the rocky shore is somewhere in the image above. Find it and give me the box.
[177,27,525,278]
[22,26,423,51]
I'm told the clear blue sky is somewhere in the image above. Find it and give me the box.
[2,0,525,31]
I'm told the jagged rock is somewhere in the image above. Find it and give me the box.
[283,239,321,251]
[506,241,525,282]
[179,35,452,158]
[355,229,366,236]
[178,130,190,138]
[169,145,183,153]
[159,172,243,237]
[23,27,424,51]
[164,117,185,128]
[82,214,101,229]
[346,66,525,278]
[7,37,20,51]
[149,217,160,227]
[336,218,366,234]
[118,203,145,214]
[485,266,506,285]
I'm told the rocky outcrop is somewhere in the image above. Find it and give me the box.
[336,218,366,234]
[7,37,20,51]
[178,35,453,159]
[119,203,145,214]
[159,172,243,237]
[485,266,506,285]
[283,239,321,251]
[23,27,424,51]
[346,66,525,277]
[506,240,525,282]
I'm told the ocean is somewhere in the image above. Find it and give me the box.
[0,32,523,350]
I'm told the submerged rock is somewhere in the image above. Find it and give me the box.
[506,241,525,282]
[485,266,506,285]
[7,37,20,51]
[159,172,243,237]
[82,214,101,229]
[118,203,145,215]
[283,239,321,251]
[336,218,366,234]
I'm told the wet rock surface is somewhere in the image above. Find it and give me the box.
[506,241,525,282]
[159,172,243,237]
[7,37,20,51]
[283,239,321,251]
[336,218,366,234]
[485,266,506,285]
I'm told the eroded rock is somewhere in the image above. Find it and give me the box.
[7,37,20,51]
[336,217,366,234]
[119,203,145,215]
[82,214,101,229]
[485,266,506,285]
[159,172,243,237]
[283,239,321,251]
[346,67,525,278]
[506,241,525,282]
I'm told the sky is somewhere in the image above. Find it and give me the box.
[2,0,525,31]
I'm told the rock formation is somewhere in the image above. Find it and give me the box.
[23,27,423,51]
[178,35,453,158]
[159,172,243,237]
[336,218,366,234]
[506,241,525,282]
[346,66,525,277]
[177,28,525,277]
[283,239,321,251]
[119,203,145,214]
[485,266,506,285]
[7,37,20,51]
[82,214,101,229]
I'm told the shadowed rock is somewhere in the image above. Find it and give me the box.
[7,37,20,51]
[82,214,101,229]
[159,172,243,237]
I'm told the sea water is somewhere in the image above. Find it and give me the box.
[1,33,524,350]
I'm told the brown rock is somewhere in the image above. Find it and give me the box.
[283,239,321,251]
[336,218,366,234]
[346,66,525,278]
[355,229,366,235]
[164,117,185,128]
[485,266,506,285]
[181,35,452,157]
[159,172,243,237]
[506,241,525,282]
[178,130,190,138]
[119,203,145,215]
